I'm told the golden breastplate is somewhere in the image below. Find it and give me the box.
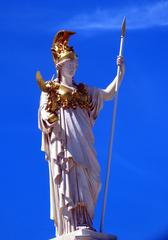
[45,82,90,114]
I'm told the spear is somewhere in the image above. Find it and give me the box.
[100,17,126,232]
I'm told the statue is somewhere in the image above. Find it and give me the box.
[37,29,125,239]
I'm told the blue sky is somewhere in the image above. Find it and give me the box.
[1,0,168,240]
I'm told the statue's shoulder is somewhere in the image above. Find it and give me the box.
[45,78,60,89]
[77,82,87,88]
[46,78,59,84]
[80,83,92,93]
[76,82,90,94]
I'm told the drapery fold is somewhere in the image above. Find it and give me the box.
[38,84,104,236]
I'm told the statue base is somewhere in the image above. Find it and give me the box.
[50,227,117,240]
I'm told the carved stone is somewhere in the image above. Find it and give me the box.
[50,227,117,240]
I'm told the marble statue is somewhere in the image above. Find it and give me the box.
[37,30,125,239]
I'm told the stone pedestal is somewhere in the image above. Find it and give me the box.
[50,227,117,240]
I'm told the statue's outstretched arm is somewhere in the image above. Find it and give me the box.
[101,56,125,101]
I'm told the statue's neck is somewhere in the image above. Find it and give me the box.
[60,75,74,87]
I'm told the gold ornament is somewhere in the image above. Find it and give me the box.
[36,74,90,123]
[51,30,77,65]
[44,81,90,114]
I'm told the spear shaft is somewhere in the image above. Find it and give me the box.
[100,17,126,233]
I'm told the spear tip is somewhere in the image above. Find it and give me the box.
[121,16,126,37]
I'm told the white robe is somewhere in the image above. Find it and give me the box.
[38,84,104,235]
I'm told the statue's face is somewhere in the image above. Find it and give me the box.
[60,58,78,78]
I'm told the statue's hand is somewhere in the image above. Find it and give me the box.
[117,56,125,76]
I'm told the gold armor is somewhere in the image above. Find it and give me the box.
[46,81,90,112]
[36,73,90,123]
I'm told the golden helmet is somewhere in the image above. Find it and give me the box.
[51,30,77,65]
